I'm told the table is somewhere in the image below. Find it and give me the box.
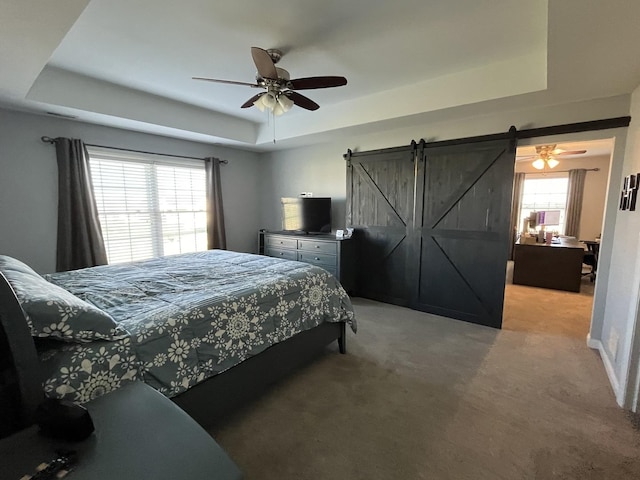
[512,243,586,292]
[0,382,243,479]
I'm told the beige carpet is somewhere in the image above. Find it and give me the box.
[212,277,640,479]
[503,260,595,339]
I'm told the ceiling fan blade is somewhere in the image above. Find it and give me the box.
[287,91,320,111]
[251,47,278,79]
[289,76,348,90]
[192,77,260,88]
[555,149,587,156]
[241,92,265,108]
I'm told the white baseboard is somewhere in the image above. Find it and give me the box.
[586,333,600,350]
[587,335,623,406]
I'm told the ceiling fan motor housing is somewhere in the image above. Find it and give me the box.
[256,67,290,85]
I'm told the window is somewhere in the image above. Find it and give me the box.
[519,175,569,234]
[88,149,207,264]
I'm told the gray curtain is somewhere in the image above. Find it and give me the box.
[54,138,108,271]
[565,168,587,238]
[509,172,526,260]
[205,157,227,249]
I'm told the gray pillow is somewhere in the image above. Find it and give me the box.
[0,255,128,343]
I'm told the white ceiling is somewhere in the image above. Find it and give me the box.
[1,0,640,151]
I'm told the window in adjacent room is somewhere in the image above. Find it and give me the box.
[519,174,569,234]
[88,149,207,264]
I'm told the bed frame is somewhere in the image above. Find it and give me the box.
[0,271,347,436]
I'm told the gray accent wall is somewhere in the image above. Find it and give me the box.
[0,108,261,273]
[259,143,349,232]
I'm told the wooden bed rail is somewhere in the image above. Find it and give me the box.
[0,273,42,438]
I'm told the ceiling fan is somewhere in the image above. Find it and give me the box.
[517,144,587,170]
[192,47,347,115]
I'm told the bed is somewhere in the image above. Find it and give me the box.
[0,250,356,432]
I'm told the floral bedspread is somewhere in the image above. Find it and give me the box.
[40,250,356,403]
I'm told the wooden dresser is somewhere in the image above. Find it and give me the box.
[260,231,357,293]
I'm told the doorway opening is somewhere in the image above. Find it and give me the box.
[502,138,614,340]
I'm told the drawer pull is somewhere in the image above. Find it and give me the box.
[279,252,284,256]
[314,257,320,260]
[315,245,320,248]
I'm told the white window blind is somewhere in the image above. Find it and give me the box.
[519,175,569,234]
[88,149,207,264]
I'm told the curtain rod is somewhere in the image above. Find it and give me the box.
[523,167,600,174]
[40,136,228,164]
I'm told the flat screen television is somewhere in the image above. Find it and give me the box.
[281,197,331,234]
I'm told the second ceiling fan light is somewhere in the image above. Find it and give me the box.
[529,144,586,170]
[532,156,559,170]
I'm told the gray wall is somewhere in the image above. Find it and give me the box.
[259,95,630,233]
[259,143,349,232]
[0,108,262,273]
[598,83,640,406]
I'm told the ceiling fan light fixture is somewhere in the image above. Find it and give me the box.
[273,103,285,116]
[277,94,294,112]
[262,92,277,109]
[253,97,266,112]
[532,158,546,170]
[547,158,559,169]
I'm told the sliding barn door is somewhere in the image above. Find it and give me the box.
[412,137,516,328]
[346,145,416,306]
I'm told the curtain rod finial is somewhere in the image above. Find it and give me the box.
[41,136,56,144]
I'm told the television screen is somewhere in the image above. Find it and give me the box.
[281,197,331,233]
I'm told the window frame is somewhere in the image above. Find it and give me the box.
[87,147,208,264]
[519,172,570,235]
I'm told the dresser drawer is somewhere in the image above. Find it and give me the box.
[259,231,356,293]
[265,247,298,261]
[297,251,336,268]
[297,239,337,255]
[266,236,298,250]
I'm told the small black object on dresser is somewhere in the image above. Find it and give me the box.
[260,231,358,293]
